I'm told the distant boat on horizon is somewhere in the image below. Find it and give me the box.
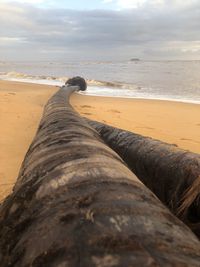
[130,58,140,62]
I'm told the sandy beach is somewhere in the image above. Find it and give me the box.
[0,80,200,201]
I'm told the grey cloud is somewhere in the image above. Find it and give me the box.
[0,2,200,60]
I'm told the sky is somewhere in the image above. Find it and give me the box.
[0,0,200,61]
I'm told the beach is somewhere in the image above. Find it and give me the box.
[0,80,200,201]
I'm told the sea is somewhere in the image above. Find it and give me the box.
[0,60,200,104]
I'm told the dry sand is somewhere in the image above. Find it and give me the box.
[0,80,200,201]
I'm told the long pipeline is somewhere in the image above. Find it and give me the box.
[87,119,200,237]
[0,77,200,266]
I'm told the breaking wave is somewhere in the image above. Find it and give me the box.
[0,71,199,104]
[0,71,65,82]
[0,71,136,89]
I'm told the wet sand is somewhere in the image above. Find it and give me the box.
[0,80,199,201]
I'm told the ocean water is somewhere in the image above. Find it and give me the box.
[0,60,200,104]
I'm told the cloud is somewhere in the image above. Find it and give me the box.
[102,0,199,9]
[1,0,53,5]
[114,0,150,9]
[0,1,200,60]
[10,0,45,3]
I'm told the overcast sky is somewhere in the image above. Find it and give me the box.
[0,0,200,61]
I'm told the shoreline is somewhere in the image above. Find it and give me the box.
[1,77,200,105]
[79,91,200,105]
[0,80,200,201]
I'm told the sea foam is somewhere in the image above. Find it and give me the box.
[0,71,200,105]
